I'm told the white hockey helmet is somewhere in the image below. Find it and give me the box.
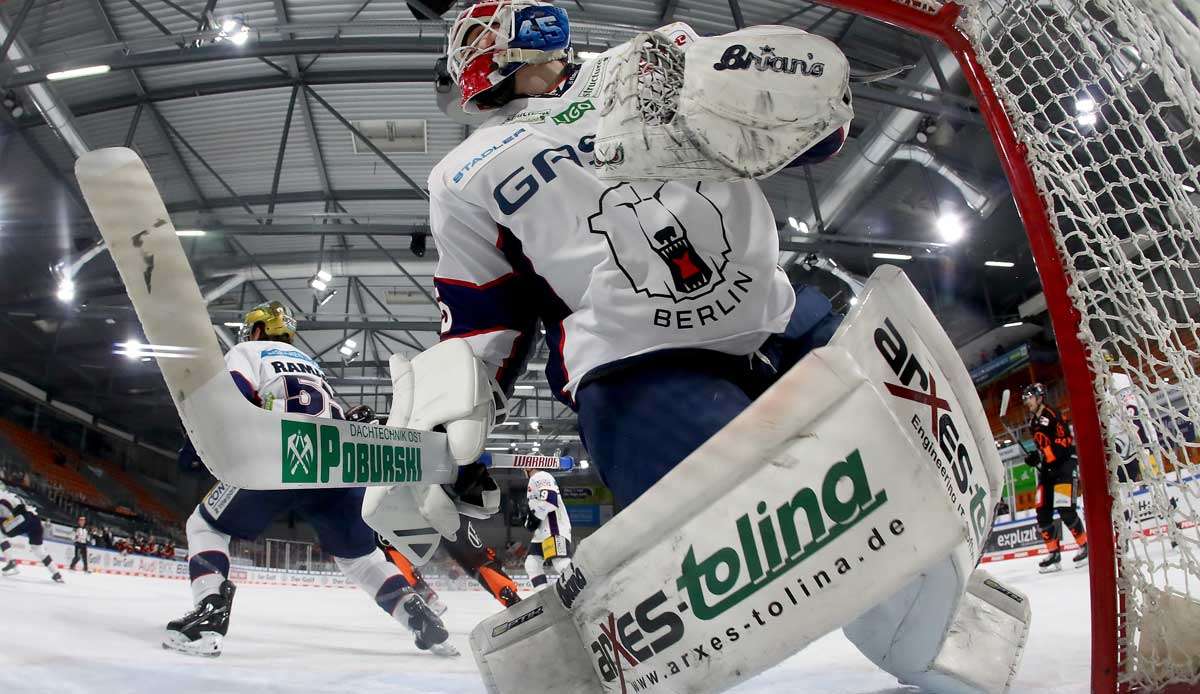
[527,470,558,493]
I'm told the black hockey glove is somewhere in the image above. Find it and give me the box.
[524,509,539,532]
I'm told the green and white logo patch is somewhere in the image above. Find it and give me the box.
[552,100,595,125]
[281,420,318,483]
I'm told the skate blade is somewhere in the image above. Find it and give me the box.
[1074,558,1089,568]
[1038,564,1063,574]
[430,642,461,657]
[162,632,223,657]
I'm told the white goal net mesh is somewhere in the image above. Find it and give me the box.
[952,0,1200,688]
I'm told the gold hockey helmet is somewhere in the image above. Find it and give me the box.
[238,301,297,342]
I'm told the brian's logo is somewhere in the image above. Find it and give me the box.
[588,182,731,302]
[282,421,317,483]
[676,450,886,620]
[713,44,826,77]
[552,99,595,125]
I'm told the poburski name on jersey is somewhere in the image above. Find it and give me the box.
[430,24,794,398]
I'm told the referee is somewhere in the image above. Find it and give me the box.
[69,516,90,572]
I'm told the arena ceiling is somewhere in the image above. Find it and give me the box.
[0,0,1048,454]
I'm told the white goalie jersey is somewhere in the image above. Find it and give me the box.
[427,23,847,405]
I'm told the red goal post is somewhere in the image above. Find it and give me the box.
[809,2,1200,692]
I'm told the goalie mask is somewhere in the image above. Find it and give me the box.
[238,301,297,343]
[447,0,571,112]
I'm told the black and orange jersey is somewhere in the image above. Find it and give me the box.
[1029,405,1075,464]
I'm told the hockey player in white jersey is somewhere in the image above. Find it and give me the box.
[430,4,1030,693]
[522,471,571,589]
[165,301,454,657]
[0,482,64,582]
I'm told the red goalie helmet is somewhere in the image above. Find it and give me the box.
[447,0,572,112]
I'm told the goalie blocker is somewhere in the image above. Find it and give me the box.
[472,268,1030,694]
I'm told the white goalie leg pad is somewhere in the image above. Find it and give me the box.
[847,566,1031,694]
[471,267,1005,694]
[472,582,604,693]
[828,266,1014,692]
[473,346,965,693]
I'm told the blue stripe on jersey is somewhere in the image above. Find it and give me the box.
[230,370,260,405]
[543,490,559,507]
[495,225,574,408]
[435,272,537,394]
[547,511,560,537]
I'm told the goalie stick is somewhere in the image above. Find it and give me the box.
[75,147,455,490]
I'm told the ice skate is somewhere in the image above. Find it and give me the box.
[403,595,449,651]
[163,580,236,657]
[498,586,521,607]
[1,560,18,576]
[1038,551,1062,574]
[51,571,64,583]
[1072,544,1089,567]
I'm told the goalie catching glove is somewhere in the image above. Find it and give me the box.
[361,339,506,565]
[595,25,852,182]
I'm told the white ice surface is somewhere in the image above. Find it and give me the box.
[0,557,1091,694]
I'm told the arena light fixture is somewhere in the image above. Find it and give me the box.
[576,51,602,60]
[986,260,1016,268]
[115,341,195,359]
[872,252,912,261]
[1004,321,1025,328]
[175,229,206,237]
[513,385,535,391]
[309,269,333,292]
[530,420,539,431]
[936,210,966,243]
[579,459,590,469]
[338,338,358,358]
[222,321,241,328]
[218,17,251,46]
[46,64,111,81]
[56,277,75,303]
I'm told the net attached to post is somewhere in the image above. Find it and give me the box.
[812,0,1198,689]
[952,1,1200,689]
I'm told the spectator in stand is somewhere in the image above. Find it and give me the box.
[70,516,91,572]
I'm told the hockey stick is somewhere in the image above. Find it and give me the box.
[75,147,455,490]
[480,453,574,470]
